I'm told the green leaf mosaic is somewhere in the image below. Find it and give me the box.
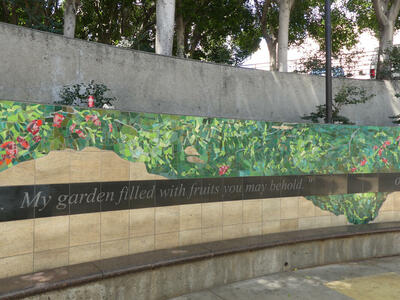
[1,100,399,224]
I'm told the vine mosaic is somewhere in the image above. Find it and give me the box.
[1,100,399,224]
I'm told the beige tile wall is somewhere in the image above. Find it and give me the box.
[1,149,400,279]
[1,193,400,279]
[0,148,164,187]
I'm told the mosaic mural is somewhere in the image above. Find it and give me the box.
[1,100,400,224]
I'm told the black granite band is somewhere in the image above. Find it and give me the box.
[0,172,399,222]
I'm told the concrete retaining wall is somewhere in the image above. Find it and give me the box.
[1,22,400,126]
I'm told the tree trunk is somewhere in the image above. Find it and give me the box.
[188,24,202,58]
[176,0,185,58]
[266,39,278,71]
[372,0,400,79]
[377,23,394,79]
[1,1,9,23]
[10,2,17,25]
[64,0,78,38]
[277,0,294,72]
[258,0,278,71]
[156,0,176,56]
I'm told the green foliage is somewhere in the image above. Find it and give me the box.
[295,49,365,78]
[302,85,374,124]
[0,0,63,33]
[346,0,400,38]
[346,0,379,36]
[76,0,156,52]
[175,0,258,65]
[382,48,400,123]
[76,0,257,65]
[377,46,400,81]
[0,0,256,64]
[306,193,386,224]
[247,0,361,70]
[345,1,400,80]
[306,1,360,55]
[56,81,116,108]
[387,46,400,77]
[0,0,364,67]
[296,52,325,74]
[250,0,304,59]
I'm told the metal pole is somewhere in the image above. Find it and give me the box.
[325,0,333,123]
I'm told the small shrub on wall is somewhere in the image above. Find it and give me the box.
[57,81,116,108]
[302,85,374,124]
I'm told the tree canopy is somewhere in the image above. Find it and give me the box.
[175,0,259,64]
[306,0,360,55]
[76,0,156,52]
[1,0,400,71]
[0,0,63,33]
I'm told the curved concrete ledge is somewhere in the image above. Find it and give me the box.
[2,222,400,300]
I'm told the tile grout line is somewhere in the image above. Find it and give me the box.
[32,159,36,273]
[279,196,282,232]
[178,204,181,247]
[296,197,300,231]
[99,151,103,259]
[241,199,244,237]
[32,219,35,273]
[261,198,264,234]
[222,201,225,240]
[178,205,182,247]
[201,202,204,243]
[153,204,156,251]
[209,289,229,300]
[67,152,71,267]
[128,162,132,254]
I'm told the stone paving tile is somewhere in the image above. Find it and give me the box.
[358,255,400,274]
[170,256,400,300]
[209,273,353,300]
[292,261,391,283]
[171,290,224,300]
[326,272,400,300]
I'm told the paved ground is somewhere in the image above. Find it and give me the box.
[170,256,400,300]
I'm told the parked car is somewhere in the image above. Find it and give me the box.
[310,66,346,78]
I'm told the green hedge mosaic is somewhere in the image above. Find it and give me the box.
[1,100,399,224]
